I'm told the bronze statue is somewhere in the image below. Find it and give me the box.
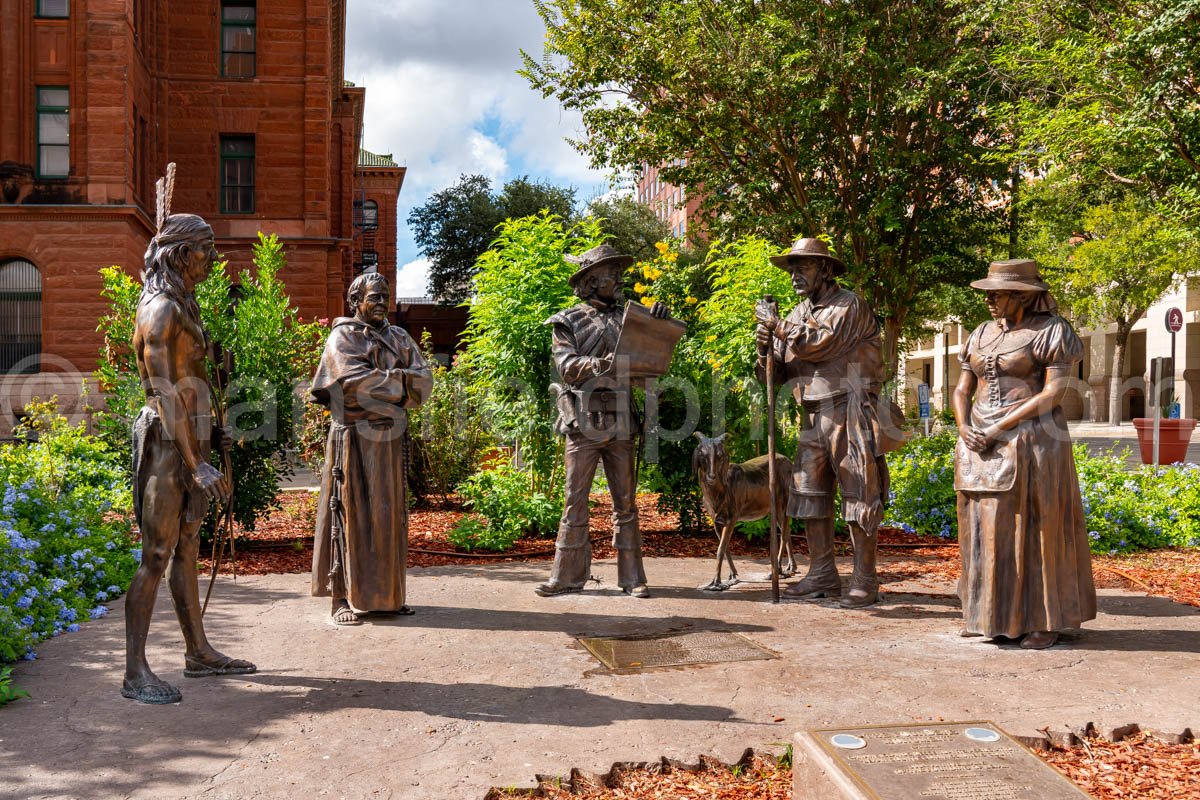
[537,245,673,598]
[125,171,256,704]
[952,259,1097,649]
[754,238,903,608]
[692,432,796,591]
[310,272,432,625]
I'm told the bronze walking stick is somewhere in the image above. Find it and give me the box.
[761,295,781,604]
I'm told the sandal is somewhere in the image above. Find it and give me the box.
[183,655,257,678]
[121,678,182,704]
[330,605,361,626]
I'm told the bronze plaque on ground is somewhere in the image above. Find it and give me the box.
[804,722,1089,800]
[577,631,777,671]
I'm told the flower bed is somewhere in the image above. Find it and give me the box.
[0,402,137,663]
[886,426,1200,554]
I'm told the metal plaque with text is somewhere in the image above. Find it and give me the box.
[809,721,1089,800]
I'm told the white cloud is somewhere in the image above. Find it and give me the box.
[345,0,612,290]
[394,258,432,299]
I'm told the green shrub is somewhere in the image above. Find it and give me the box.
[407,333,494,505]
[448,464,563,552]
[884,425,958,539]
[0,665,27,705]
[885,426,1200,553]
[0,400,136,664]
[95,233,326,533]
[458,212,605,499]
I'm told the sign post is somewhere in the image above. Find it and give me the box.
[918,383,931,437]
[1156,308,1184,465]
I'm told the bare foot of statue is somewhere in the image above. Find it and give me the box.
[183,649,257,678]
[330,599,361,626]
[121,670,182,704]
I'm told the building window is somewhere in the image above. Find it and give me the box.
[35,0,68,17]
[219,135,254,213]
[355,199,379,230]
[221,1,256,78]
[359,250,379,271]
[36,87,69,178]
[0,259,42,374]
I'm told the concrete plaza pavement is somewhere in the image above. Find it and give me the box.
[2,555,1198,800]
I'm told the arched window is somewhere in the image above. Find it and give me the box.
[0,259,42,374]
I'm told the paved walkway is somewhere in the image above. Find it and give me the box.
[3,557,1198,799]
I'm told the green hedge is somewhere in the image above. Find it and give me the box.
[0,401,137,664]
[885,426,1200,553]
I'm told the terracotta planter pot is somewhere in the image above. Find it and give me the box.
[1131,418,1197,465]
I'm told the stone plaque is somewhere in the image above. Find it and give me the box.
[794,722,1089,800]
[577,631,777,671]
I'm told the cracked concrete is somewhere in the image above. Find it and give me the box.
[1,556,1198,799]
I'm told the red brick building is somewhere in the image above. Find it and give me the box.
[636,158,704,244]
[0,0,402,436]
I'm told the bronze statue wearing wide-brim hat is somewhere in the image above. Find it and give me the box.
[566,244,635,289]
[969,259,1051,292]
[770,237,846,277]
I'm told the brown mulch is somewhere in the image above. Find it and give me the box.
[484,755,791,799]
[481,736,1200,799]
[1039,733,1200,799]
[197,492,1200,611]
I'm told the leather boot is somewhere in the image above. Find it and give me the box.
[838,525,879,608]
[615,530,648,596]
[785,517,841,599]
[537,524,591,597]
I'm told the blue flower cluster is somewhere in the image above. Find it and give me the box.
[885,429,1200,554]
[1,404,136,663]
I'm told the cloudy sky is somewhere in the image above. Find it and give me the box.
[344,0,611,297]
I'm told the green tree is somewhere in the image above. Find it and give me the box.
[1033,198,1198,423]
[95,234,326,531]
[522,0,1008,376]
[982,0,1200,213]
[585,195,670,260]
[408,174,578,303]
[457,212,606,496]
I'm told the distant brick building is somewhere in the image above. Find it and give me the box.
[0,0,402,437]
[635,158,704,244]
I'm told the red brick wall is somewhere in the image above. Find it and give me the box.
[355,165,406,280]
[0,207,151,373]
[0,0,382,380]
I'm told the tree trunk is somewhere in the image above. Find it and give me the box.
[882,316,903,395]
[1107,320,1132,424]
[1008,162,1021,258]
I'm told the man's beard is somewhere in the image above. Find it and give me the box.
[585,290,623,311]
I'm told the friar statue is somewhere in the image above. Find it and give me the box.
[754,238,904,608]
[536,244,674,599]
[310,272,432,625]
[125,167,256,704]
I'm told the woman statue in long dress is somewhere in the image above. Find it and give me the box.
[952,259,1097,649]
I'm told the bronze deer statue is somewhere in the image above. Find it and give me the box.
[693,432,796,591]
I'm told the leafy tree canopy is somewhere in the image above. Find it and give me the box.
[980,0,1200,215]
[584,194,670,261]
[408,174,577,304]
[522,0,1010,374]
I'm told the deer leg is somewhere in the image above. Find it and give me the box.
[778,510,797,578]
[702,521,735,591]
